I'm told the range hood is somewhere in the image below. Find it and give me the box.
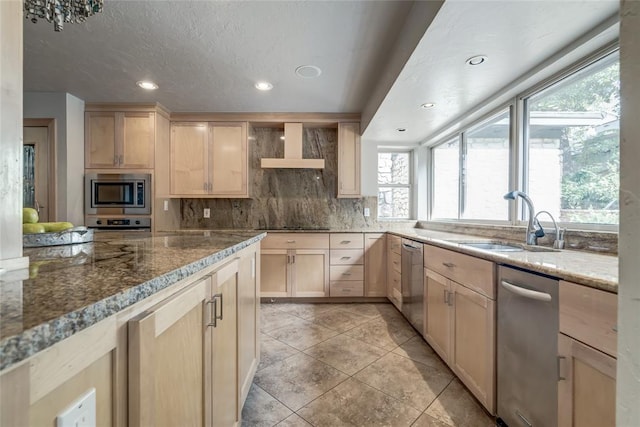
[260,123,325,169]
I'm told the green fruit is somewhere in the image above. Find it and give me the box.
[23,207,39,224]
[41,222,74,232]
[23,223,45,234]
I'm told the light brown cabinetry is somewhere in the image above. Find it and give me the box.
[330,233,364,297]
[337,122,361,198]
[364,233,387,297]
[261,233,329,297]
[424,245,496,414]
[558,281,617,427]
[170,122,248,197]
[387,234,402,309]
[85,110,155,169]
[237,249,259,409]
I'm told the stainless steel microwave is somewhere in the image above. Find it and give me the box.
[85,173,151,215]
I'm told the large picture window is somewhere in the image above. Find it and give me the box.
[378,151,412,219]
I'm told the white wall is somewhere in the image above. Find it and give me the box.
[0,0,24,265]
[617,0,640,422]
[24,92,85,225]
[360,139,378,196]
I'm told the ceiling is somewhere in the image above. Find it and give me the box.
[23,0,619,146]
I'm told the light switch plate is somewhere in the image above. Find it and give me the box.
[203,208,210,218]
[56,388,96,427]
[163,200,169,211]
[364,207,371,217]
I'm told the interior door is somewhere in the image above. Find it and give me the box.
[23,126,51,221]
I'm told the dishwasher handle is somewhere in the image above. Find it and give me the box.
[501,280,552,302]
[402,243,420,250]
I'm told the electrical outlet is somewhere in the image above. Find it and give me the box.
[203,208,210,218]
[364,207,371,217]
[56,388,96,427]
[163,200,169,211]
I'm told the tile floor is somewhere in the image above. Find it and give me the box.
[241,302,496,427]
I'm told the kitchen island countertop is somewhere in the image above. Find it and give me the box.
[0,230,265,371]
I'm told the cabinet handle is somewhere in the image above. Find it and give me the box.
[216,293,223,321]
[341,240,351,244]
[207,294,220,327]
[203,182,207,191]
[119,155,123,165]
[114,155,118,166]
[443,289,449,304]
[342,272,352,276]
[612,325,618,333]
[442,262,455,268]
[557,355,566,381]
[341,256,351,260]
[287,255,291,264]
[448,291,454,306]
[292,255,295,263]
[208,183,213,192]
[286,240,296,243]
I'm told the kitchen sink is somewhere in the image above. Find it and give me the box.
[448,240,559,253]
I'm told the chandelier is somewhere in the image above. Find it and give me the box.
[24,0,104,32]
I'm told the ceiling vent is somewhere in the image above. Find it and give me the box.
[260,123,325,169]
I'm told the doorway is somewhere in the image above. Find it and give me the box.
[23,119,56,222]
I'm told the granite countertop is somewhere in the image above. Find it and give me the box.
[0,230,265,372]
[253,227,617,293]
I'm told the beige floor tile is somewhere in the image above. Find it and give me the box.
[304,334,387,375]
[258,334,299,371]
[276,414,312,426]
[412,413,454,427]
[307,308,373,332]
[261,310,302,333]
[297,378,422,426]
[424,379,495,427]
[344,316,417,350]
[275,303,341,319]
[354,352,454,411]
[392,336,450,372]
[241,383,293,427]
[253,353,348,411]
[336,302,400,319]
[265,319,338,350]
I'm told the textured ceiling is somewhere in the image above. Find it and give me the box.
[23,0,619,145]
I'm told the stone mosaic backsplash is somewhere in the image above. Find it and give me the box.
[181,127,380,230]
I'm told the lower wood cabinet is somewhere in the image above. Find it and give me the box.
[387,234,402,309]
[364,233,387,297]
[424,267,496,414]
[261,249,329,297]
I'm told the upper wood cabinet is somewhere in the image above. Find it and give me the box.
[337,122,361,198]
[85,111,155,169]
[170,122,248,197]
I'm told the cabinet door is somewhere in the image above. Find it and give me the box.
[292,249,329,297]
[85,111,117,168]
[451,282,495,413]
[237,250,259,410]
[210,123,248,197]
[121,112,155,168]
[210,260,239,427]
[424,269,451,362]
[171,122,209,195]
[337,122,361,197]
[128,276,210,427]
[260,249,290,297]
[365,233,387,297]
[558,333,616,427]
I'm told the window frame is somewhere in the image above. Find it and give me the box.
[427,45,619,232]
[377,149,414,220]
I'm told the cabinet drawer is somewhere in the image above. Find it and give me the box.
[330,265,364,281]
[330,281,364,297]
[559,280,617,357]
[389,268,401,291]
[424,245,495,299]
[388,235,402,255]
[330,233,364,249]
[390,252,401,274]
[261,233,329,249]
[330,249,364,265]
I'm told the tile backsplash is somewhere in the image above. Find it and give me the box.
[181,127,379,230]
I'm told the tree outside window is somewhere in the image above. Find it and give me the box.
[378,152,411,219]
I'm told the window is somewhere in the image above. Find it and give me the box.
[524,52,619,225]
[431,110,510,221]
[378,151,411,219]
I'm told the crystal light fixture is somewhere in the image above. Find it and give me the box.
[24,0,104,32]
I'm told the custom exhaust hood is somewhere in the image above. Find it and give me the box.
[260,123,325,169]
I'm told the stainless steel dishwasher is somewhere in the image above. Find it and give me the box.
[401,239,424,335]
[497,265,559,427]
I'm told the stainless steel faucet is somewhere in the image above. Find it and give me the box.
[503,190,541,245]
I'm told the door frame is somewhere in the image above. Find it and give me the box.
[23,118,57,221]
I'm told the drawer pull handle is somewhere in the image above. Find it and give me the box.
[341,256,351,260]
[286,240,296,243]
[612,325,618,333]
[342,273,352,276]
[341,240,351,244]
[442,262,455,268]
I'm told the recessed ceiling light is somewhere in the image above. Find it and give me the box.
[295,65,322,78]
[466,55,488,66]
[255,81,273,91]
[421,103,435,109]
[397,128,407,132]
[136,80,158,90]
